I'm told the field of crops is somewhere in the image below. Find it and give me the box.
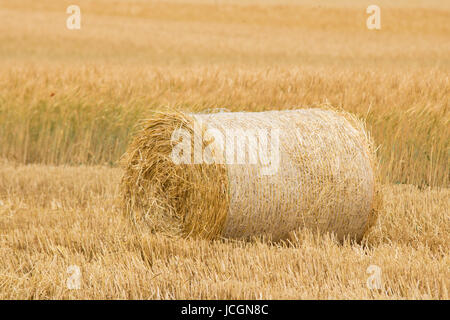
[0,0,448,299]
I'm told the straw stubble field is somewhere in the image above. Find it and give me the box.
[0,0,448,299]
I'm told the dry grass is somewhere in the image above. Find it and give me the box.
[0,0,448,299]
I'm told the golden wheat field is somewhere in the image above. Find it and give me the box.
[0,0,448,299]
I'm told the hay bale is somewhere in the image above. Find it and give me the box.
[120,109,380,241]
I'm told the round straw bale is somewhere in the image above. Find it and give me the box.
[120,109,380,241]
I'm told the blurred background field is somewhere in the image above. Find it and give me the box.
[0,0,448,186]
[0,0,448,299]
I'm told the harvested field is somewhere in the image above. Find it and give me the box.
[0,163,448,299]
[0,0,448,299]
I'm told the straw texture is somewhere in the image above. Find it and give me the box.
[120,109,380,241]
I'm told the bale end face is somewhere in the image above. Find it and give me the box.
[119,111,229,239]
